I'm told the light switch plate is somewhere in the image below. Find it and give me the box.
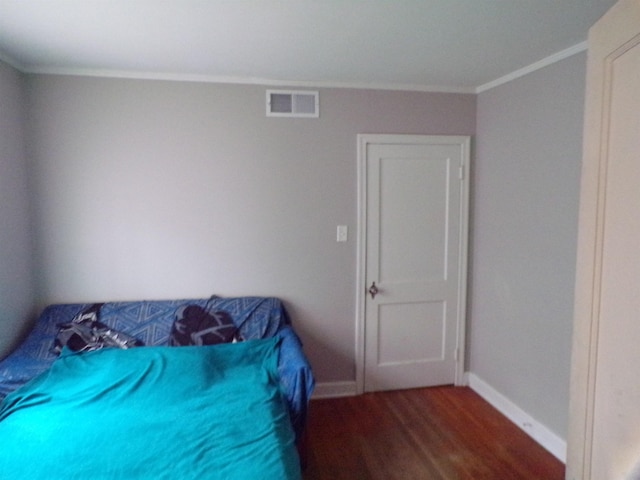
[337,225,348,242]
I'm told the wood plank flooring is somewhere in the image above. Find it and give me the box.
[302,386,565,480]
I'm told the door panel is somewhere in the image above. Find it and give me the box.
[377,153,449,283]
[377,301,446,365]
[359,135,469,392]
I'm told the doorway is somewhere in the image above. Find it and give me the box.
[356,134,470,393]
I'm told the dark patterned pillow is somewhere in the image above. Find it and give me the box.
[169,305,238,346]
[52,303,143,354]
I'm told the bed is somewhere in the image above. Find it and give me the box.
[0,296,314,479]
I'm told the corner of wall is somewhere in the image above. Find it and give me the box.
[467,372,567,463]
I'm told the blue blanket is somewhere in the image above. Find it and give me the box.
[0,338,301,479]
[0,297,314,442]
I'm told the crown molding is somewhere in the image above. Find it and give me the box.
[19,65,476,94]
[475,41,587,93]
[0,49,26,72]
[2,41,587,95]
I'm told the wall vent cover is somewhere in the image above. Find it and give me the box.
[266,90,319,118]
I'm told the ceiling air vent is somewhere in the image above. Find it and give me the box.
[266,90,319,118]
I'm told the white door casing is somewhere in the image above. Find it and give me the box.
[567,1,640,478]
[356,134,470,393]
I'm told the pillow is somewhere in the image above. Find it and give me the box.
[169,305,238,346]
[52,303,144,354]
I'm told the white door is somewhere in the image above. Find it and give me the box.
[567,1,640,478]
[357,135,469,393]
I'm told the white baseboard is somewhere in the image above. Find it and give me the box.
[312,381,358,399]
[467,372,567,463]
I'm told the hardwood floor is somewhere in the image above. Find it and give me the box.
[302,386,565,480]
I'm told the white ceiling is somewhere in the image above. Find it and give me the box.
[0,0,617,93]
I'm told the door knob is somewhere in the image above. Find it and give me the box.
[368,281,379,299]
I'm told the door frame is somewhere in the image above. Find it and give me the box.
[355,134,471,394]
[566,0,640,477]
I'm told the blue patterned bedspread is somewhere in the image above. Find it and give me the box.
[0,296,314,439]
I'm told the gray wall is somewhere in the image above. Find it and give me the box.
[25,75,476,383]
[3,53,584,444]
[470,52,586,438]
[0,61,35,359]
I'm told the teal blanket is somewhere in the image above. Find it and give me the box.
[0,338,301,479]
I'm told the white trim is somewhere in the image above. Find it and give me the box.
[355,135,368,395]
[17,65,476,93]
[455,137,471,387]
[3,41,585,94]
[475,41,587,93]
[467,372,567,463]
[0,50,26,71]
[312,381,358,399]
